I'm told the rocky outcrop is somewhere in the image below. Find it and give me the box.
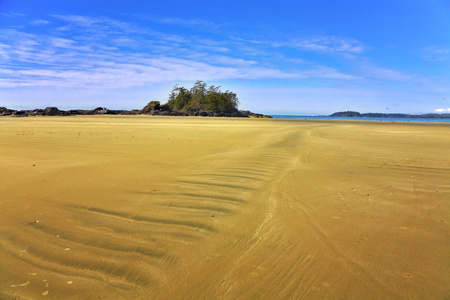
[0,107,15,116]
[140,109,251,117]
[1,106,120,117]
[43,107,70,116]
[93,107,109,114]
[11,110,28,117]
[249,113,273,118]
[0,107,259,118]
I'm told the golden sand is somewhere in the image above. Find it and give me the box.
[0,116,449,299]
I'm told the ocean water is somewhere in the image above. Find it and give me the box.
[270,115,450,123]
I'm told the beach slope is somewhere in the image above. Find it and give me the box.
[0,116,448,299]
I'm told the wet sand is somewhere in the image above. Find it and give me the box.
[1,116,449,299]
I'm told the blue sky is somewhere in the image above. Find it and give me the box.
[1,0,449,115]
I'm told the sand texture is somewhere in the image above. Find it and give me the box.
[0,116,449,299]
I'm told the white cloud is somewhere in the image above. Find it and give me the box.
[0,54,357,89]
[434,108,450,113]
[1,54,357,89]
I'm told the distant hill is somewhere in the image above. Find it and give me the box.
[330,111,450,119]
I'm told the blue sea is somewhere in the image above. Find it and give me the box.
[270,115,450,123]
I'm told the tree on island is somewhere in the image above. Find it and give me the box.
[1,81,271,117]
[165,81,239,113]
[330,111,361,117]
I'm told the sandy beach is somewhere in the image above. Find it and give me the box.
[0,116,448,299]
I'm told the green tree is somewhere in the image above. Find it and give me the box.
[167,86,192,110]
[165,81,239,113]
[190,80,207,110]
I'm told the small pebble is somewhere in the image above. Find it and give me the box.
[35,220,39,223]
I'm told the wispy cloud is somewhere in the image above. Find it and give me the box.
[30,19,50,25]
[291,36,365,54]
[303,66,359,80]
[0,53,356,89]
[421,46,449,62]
[232,34,366,58]
[0,12,25,18]
[0,14,359,90]
[52,14,101,27]
[146,16,220,32]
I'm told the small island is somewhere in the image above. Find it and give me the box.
[330,110,450,119]
[0,81,272,118]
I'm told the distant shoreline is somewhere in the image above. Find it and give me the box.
[328,110,450,119]
[269,115,450,123]
[2,107,448,121]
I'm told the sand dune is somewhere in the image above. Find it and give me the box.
[1,116,448,299]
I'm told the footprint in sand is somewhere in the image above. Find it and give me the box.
[402,273,413,278]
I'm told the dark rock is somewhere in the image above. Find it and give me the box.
[250,113,272,118]
[30,109,44,115]
[238,110,252,117]
[93,107,109,114]
[43,107,62,116]
[12,110,28,117]
[141,101,161,114]
[67,109,86,115]
[0,107,14,116]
